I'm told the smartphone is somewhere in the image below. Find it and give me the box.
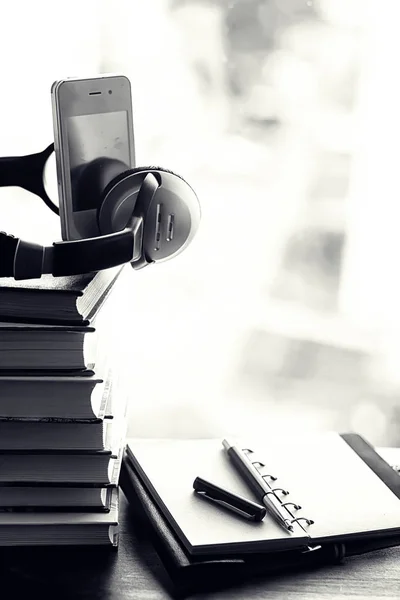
[51,74,135,241]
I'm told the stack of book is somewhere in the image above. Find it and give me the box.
[0,265,127,547]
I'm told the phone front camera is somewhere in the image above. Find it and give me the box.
[108,90,112,94]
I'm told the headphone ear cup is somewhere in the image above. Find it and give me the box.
[97,166,188,235]
[98,165,201,266]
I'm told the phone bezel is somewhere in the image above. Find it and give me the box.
[51,74,135,241]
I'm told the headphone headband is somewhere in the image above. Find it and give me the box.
[0,144,58,214]
[1,218,144,280]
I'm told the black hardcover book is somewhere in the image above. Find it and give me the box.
[0,265,123,325]
[0,488,120,547]
[0,447,122,486]
[0,418,114,451]
[0,484,116,512]
[0,368,111,420]
[0,322,95,371]
[0,374,124,451]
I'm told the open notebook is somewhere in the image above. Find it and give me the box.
[125,433,400,557]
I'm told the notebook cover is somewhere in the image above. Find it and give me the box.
[341,434,400,499]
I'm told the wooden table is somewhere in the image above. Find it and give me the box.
[1,494,399,600]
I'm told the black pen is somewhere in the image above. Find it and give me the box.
[222,439,294,532]
[193,476,266,521]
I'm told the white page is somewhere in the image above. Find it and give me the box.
[239,433,400,544]
[376,447,400,470]
[127,438,309,556]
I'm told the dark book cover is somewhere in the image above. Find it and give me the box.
[0,265,123,325]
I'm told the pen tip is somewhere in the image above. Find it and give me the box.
[222,439,231,451]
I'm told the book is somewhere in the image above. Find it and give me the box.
[0,447,122,485]
[121,434,400,591]
[0,315,114,373]
[0,374,129,452]
[0,265,123,325]
[0,485,115,511]
[0,371,109,420]
[0,418,116,451]
[0,487,119,546]
[0,425,125,511]
[0,387,127,484]
[0,368,120,451]
[0,322,95,371]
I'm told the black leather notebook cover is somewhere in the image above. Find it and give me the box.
[341,434,400,499]
[120,434,400,596]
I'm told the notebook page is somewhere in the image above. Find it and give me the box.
[376,447,400,471]
[245,433,400,544]
[126,439,309,557]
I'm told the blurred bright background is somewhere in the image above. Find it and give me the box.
[1,0,400,446]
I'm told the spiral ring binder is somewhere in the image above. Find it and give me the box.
[262,474,277,482]
[241,445,314,533]
[291,517,314,526]
[244,452,278,482]
[271,487,289,496]
[282,502,301,510]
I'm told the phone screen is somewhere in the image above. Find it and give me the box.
[66,111,131,212]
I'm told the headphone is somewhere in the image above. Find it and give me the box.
[0,143,201,280]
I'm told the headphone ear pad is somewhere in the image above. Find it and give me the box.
[97,166,188,235]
